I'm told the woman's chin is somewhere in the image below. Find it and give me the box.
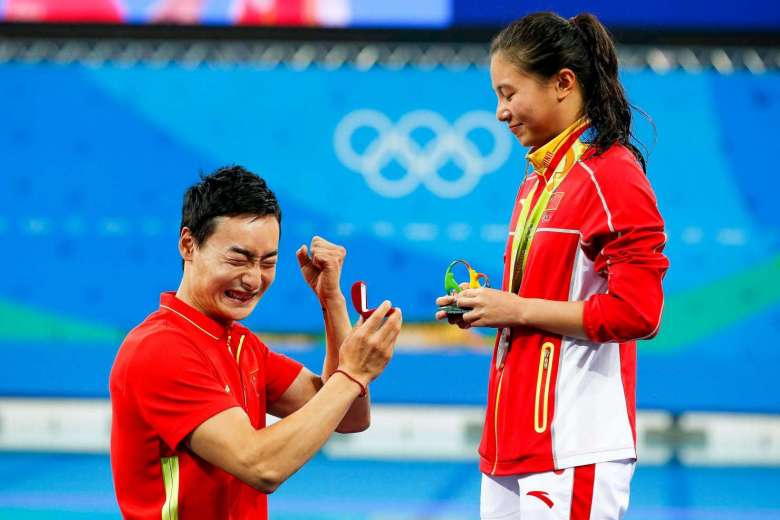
[518,132,546,150]
[512,128,534,148]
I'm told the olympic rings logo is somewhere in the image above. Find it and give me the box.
[333,109,512,198]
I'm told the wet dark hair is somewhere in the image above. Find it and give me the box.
[491,12,648,171]
[180,165,281,247]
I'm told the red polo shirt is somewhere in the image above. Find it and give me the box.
[110,292,303,519]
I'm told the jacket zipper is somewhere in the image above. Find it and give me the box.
[534,342,555,433]
[490,368,504,475]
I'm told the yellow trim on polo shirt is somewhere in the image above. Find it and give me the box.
[160,305,220,341]
[160,455,180,520]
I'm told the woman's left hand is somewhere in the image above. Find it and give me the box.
[451,287,525,328]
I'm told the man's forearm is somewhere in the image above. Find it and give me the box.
[321,295,371,432]
[244,373,361,491]
[321,295,349,378]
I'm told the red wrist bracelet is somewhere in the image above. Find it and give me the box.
[333,369,367,397]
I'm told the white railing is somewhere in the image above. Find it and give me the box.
[1,398,779,466]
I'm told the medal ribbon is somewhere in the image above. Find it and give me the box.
[509,124,590,295]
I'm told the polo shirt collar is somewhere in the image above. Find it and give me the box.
[159,292,229,341]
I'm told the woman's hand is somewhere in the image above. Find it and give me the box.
[436,282,471,328]
[436,287,525,329]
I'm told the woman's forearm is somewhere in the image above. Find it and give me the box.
[516,298,588,340]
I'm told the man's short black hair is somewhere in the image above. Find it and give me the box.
[181,165,282,246]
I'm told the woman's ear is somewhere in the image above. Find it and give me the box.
[555,68,578,101]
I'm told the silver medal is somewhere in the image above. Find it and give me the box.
[496,328,509,370]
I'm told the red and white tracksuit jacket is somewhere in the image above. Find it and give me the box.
[479,141,669,476]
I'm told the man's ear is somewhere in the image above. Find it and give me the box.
[179,227,196,262]
[555,68,578,101]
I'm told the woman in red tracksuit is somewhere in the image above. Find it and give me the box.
[436,12,669,519]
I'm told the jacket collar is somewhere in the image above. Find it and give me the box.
[526,118,589,181]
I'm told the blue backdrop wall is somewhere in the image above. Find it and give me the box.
[1,62,778,412]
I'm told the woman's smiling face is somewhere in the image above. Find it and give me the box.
[490,51,579,149]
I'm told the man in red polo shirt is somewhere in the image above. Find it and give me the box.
[110,166,402,519]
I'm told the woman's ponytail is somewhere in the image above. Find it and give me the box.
[491,12,648,171]
[570,14,646,171]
